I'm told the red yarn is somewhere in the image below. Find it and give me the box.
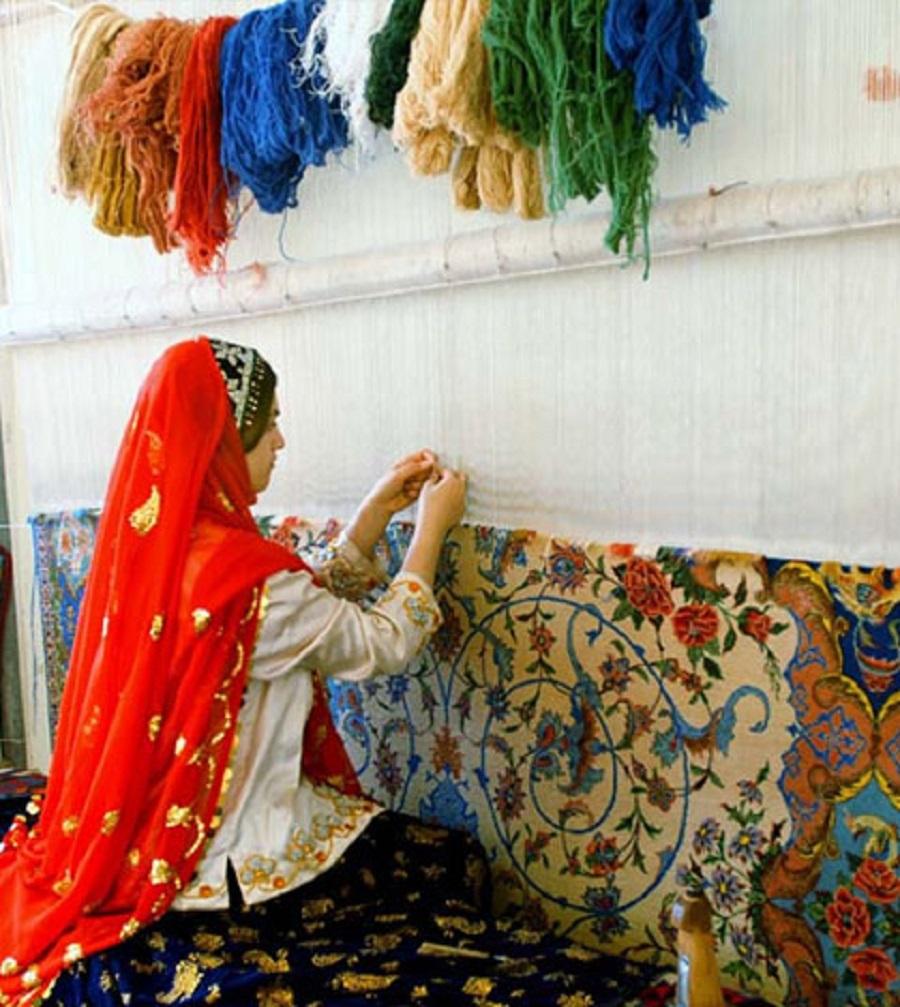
[170,17,238,274]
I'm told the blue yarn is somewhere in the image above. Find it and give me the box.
[604,0,725,139]
[219,0,348,214]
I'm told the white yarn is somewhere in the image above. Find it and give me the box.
[301,0,394,159]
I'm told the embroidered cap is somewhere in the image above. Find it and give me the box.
[208,339,272,440]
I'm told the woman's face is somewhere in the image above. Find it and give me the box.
[245,397,285,494]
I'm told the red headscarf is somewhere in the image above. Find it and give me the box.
[0,338,359,1003]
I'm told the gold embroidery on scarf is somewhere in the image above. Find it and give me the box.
[61,816,78,836]
[150,859,176,886]
[331,974,398,993]
[62,944,83,966]
[129,485,161,536]
[120,918,140,939]
[156,960,201,1003]
[0,958,19,976]
[101,810,121,835]
[204,985,222,1004]
[82,704,101,737]
[166,805,192,828]
[184,816,207,860]
[241,587,260,624]
[192,608,211,634]
[151,893,168,915]
[20,967,40,989]
[241,950,289,974]
[216,491,235,513]
[53,870,73,894]
[149,614,164,641]
[146,431,164,475]
[148,715,163,742]
[128,848,142,867]
[175,736,187,757]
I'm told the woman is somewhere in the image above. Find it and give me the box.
[0,337,465,1003]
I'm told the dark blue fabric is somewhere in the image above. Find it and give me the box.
[50,813,668,1006]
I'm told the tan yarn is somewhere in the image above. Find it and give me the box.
[55,3,146,237]
[85,17,197,253]
[393,0,544,219]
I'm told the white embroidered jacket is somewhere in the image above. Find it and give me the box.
[173,534,441,910]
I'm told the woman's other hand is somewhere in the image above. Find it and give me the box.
[418,467,467,535]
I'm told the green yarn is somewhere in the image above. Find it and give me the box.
[365,0,428,129]
[484,0,656,270]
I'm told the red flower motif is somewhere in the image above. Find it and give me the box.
[740,608,772,644]
[623,557,674,618]
[853,858,900,904]
[528,620,556,657]
[545,541,589,593]
[672,604,719,648]
[431,725,462,779]
[825,886,871,947]
[847,947,898,992]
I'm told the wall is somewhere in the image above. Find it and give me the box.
[2,1,900,753]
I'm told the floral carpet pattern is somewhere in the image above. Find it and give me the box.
[30,512,900,1007]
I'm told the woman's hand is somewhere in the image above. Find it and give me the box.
[417,467,467,536]
[401,467,468,586]
[364,450,436,518]
[347,450,437,558]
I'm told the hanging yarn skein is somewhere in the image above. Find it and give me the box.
[170,16,238,274]
[84,17,197,253]
[364,0,427,130]
[220,0,348,215]
[484,0,656,268]
[604,0,725,138]
[299,0,394,158]
[393,0,544,220]
[55,3,146,239]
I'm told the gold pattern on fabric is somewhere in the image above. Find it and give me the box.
[192,608,212,634]
[147,932,167,952]
[216,491,235,513]
[148,715,162,741]
[82,704,101,737]
[365,933,403,952]
[204,986,222,1004]
[149,614,164,641]
[145,431,164,475]
[434,915,487,936]
[156,960,202,1003]
[463,977,495,997]
[127,848,141,868]
[150,859,177,886]
[101,810,121,835]
[52,871,72,895]
[61,816,78,836]
[557,995,595,1007]
[193,933,225,952]
[175,736,187,757]
[129,485,161,536]
[241,587,260,624]
[256,986,295,1007]
[331,974,398,993]
[62,945,83,966]
[241,950,289,974]
[20,968,40,990]
[0,959,18,977]
[311,953,345,967]
[301,898,336,920]
[166,805,193,828]
[120,918,140,939]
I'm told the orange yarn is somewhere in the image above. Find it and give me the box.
[85,18,197,254]
[170,17,237,275]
